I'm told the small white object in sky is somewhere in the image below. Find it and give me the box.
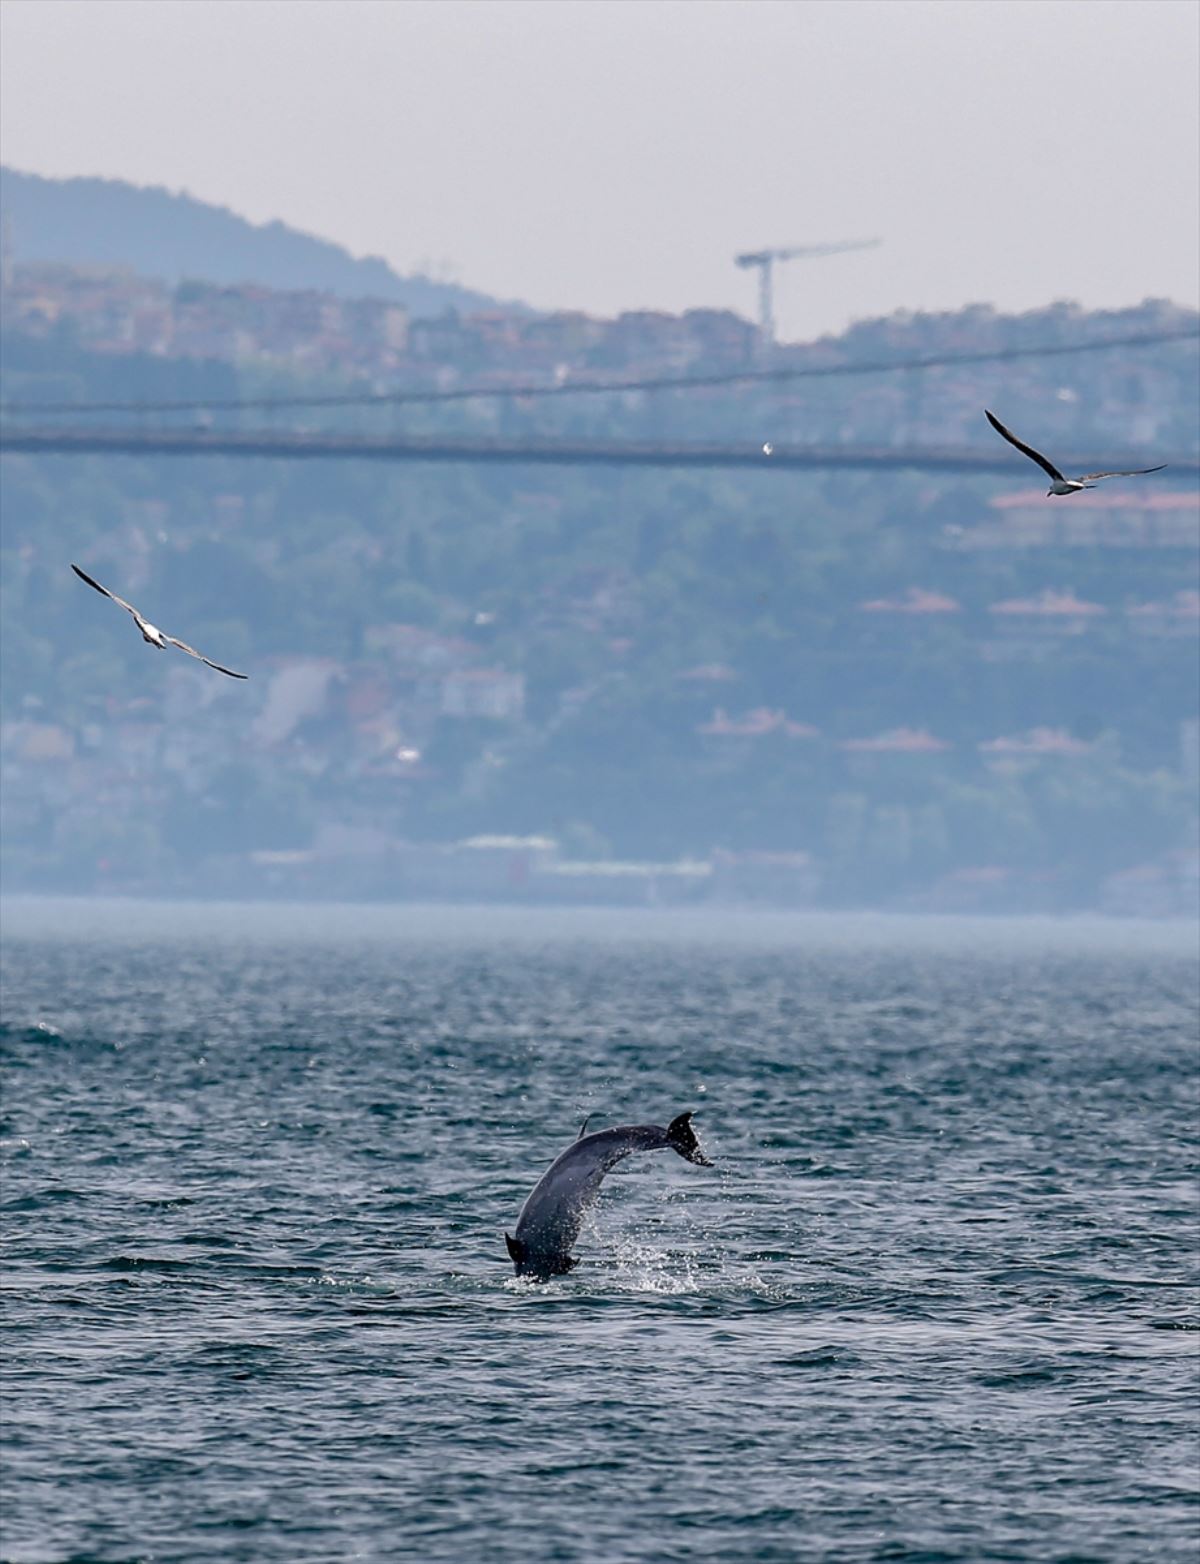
[71,564,248,679]
[762,442,773,456]
[984,410,1167,497]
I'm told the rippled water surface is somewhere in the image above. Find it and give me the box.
[2,900,1198,1563]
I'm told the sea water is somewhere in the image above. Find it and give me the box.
[1,900,1197,1563]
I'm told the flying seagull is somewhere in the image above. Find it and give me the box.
[71,564,248,679]
[985,410,1166,497]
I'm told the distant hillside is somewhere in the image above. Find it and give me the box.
[1,298,1197,908]
[0,166,525,318]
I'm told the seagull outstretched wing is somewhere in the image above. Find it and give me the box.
[1079,466,1168,482]
[984,411,1065,483]
[163,635,248,680]
[73,562,248,679]
[71,563,143,621]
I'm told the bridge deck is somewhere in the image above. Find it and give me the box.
[1,425,1195,478]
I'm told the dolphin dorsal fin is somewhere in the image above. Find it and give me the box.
[576,1115,593,1140]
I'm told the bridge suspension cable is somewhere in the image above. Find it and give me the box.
[1,327,1195,419]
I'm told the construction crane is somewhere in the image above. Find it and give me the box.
[735,238,881,348]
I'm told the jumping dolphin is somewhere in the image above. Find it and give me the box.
[505,1111,712,1280]
[984,410,1166,496]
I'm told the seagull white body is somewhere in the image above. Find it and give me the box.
[71,564,248,679]
[505,1111,712,1280]
[985,410,1166,497]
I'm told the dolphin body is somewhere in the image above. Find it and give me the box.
[505,1111,712,1280]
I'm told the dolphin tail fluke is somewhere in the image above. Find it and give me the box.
[505,1232,525,1267]
[667,1111,712,1167]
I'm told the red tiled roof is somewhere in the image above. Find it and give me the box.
[942,866,1012,884]
[1126,590,1200,618]
[990,489,1196,512]
[859,587,961,614]
[980,727,1093,755]
[989,589,1106,617]
[678,663,737,682]
[441,668,522,684]
[698,707,818,738]
[840,727,950,753]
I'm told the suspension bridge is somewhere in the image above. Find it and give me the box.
[2,424,1196,478]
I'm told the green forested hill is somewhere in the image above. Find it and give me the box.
[0,165,518,318]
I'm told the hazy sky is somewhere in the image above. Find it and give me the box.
[1,0,1197,340]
